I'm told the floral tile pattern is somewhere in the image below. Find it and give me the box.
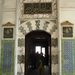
[62,39,75,75]
[0,40,14,75]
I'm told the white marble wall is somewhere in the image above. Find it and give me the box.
[59,0,75,34]
[59,0,75,8]
[2,0,16,24]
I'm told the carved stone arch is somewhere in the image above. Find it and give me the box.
[19,19,57,36]
[18,19,58,75]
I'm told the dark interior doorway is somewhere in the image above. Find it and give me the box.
[25,30,51,75]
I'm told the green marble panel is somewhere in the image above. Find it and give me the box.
[0,40,14,75]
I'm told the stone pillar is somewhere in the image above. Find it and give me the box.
[0,0,4,67]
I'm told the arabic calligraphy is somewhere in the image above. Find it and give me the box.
[24,3,52,14]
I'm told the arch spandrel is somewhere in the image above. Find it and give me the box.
[18,19,57,37]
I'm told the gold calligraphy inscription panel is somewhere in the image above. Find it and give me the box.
[24,3,52,14]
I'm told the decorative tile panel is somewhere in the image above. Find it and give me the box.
[62,40,75,75]
[64,42,73,73]
[0,40,14,75]
[3,42,12,72]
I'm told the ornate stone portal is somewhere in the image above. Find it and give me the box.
[17,0,58,75]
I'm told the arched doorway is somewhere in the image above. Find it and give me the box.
[25,30,51,75]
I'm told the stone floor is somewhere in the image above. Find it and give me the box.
[28,66,50,75]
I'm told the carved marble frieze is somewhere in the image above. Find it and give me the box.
[35,20,40,30]
[50,25,58,34]
[51,38,58,47]
[43,21,49,30]
[26,22,32,31]
[19,0,57,19]
[19,20,57,36]
[18,38,25,47]
[51,55,58,64]
[19,26,26,35]
[18,55,25,64]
